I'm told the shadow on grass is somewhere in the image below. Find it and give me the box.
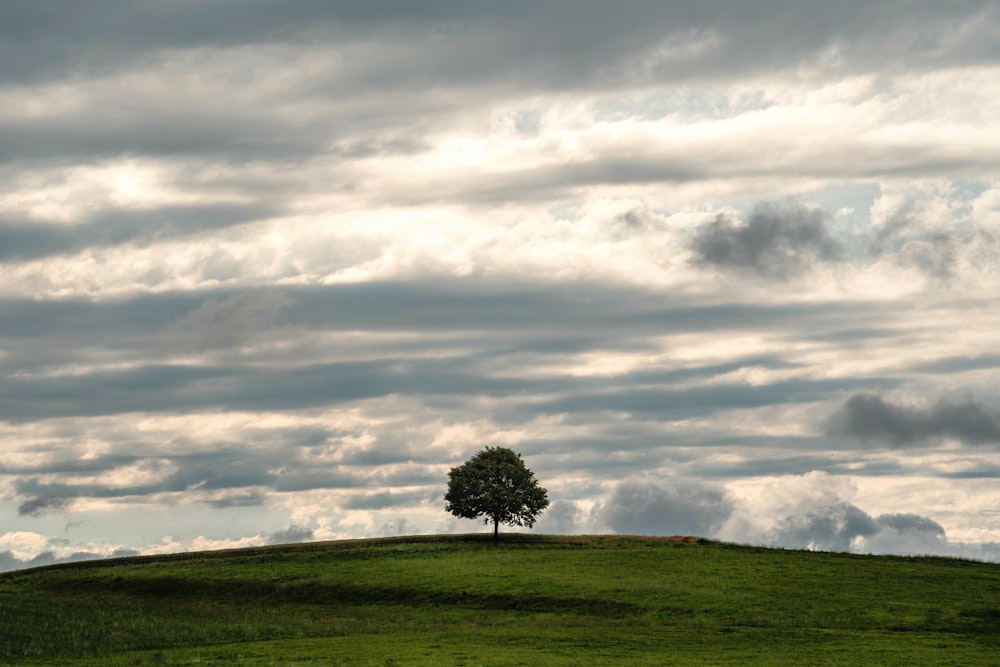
[45,575,642,618]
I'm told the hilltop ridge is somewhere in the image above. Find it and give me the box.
[1,534,998,665]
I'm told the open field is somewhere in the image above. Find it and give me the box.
[0,534,998,665]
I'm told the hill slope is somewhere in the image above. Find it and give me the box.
[1,534,998,665]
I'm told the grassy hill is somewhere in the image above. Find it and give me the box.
[0,534,998,665]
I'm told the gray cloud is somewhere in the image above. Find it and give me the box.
[13,447,284,515]
[0,279,882,345]
[859,513,955,557]
[0,269,957,538]
[827,393,1000,446]
[344,490,430,510]
[0,203,277,263]
[867,201,1000,284]
[0,279,896,425]
[690,203,844,279]
[772,502,879,552]
[690,450,891,480]
[203,492,269,509]
[0,551,25,572]
[769,504,958,556]
[377,518,416,537]
[0,347,894,424]
[872,214,976,285]
[163,290,296,353]
[450,156,706,205]
[530,376,896,421]
[4,1,995,88]
[913,354,1000,375]
[0,112,328,165]
[267,525,315,545]
[10,437,443,517]
[687,197,994,288]
[332,136,430,160]
[896,237,959,283]
[876,513,945,536]
[17,496,72,517]
[532,500,586,535]
[596,477,735,536]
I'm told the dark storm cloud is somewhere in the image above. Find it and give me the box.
[596,477,735,536]
[690,203,844,279]
[827,393,1000,446]
[0,203,276,262]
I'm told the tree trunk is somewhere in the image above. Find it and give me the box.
[493,517,499,542]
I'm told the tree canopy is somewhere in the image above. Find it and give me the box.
[444,447,549,540]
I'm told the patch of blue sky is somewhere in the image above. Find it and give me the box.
[547,200,585,222]
[513,109,543,136]
[594,87,775,123]
[949,178,992,220]
[806,181,882,221]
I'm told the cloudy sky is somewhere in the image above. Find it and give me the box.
[2,0,1000,569]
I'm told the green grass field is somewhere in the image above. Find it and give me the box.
[0,534,998,665]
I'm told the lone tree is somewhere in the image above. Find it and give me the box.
[445,446,549,541]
